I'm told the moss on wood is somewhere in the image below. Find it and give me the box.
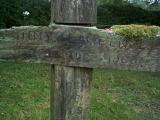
[111,24,160,40]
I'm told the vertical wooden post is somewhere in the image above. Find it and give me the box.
[52,0,97,25]
[51,0,97,120]
[51,65,92,120]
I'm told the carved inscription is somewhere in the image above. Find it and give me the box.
[0,26,160,72]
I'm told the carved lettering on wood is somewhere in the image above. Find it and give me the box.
[0,26,160,72]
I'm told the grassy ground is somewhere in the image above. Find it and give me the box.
[0,62,160,120]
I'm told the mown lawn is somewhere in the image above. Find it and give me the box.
[0,62,160,120]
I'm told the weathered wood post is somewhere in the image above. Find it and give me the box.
[1,1,159,119]
[51,0,97,120]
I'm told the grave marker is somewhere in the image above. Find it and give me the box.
[52,1,96,119]
[0,0,160,120]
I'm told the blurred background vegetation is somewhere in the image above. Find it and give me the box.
[0,0,160,29]
[0,0,50,29]
[97,0,160,27]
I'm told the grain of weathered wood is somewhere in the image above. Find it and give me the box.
[0,25,160,72]
[52,1,96,119]
[52,0,97,25]
[51,65,92,120]
[50,65,55,120]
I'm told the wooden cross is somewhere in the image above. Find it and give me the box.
[0,0,160,120]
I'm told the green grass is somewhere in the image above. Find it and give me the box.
[0,62,160,120]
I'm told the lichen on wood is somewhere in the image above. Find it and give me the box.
[0,25,160,72]
[111,24,160,40]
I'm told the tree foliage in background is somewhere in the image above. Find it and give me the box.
[0,0,160,29]
[127,0,160,9]
[0,0,50,29]
[98,0,160,8]
[97,0,160,27]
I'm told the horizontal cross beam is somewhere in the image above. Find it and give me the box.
[0,25,160,72]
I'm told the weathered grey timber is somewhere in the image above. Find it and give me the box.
[52,65,92,120]
[52,0,96,119]
[0,25,160,72]
[53,0,97,25]
[0,0,160,119]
